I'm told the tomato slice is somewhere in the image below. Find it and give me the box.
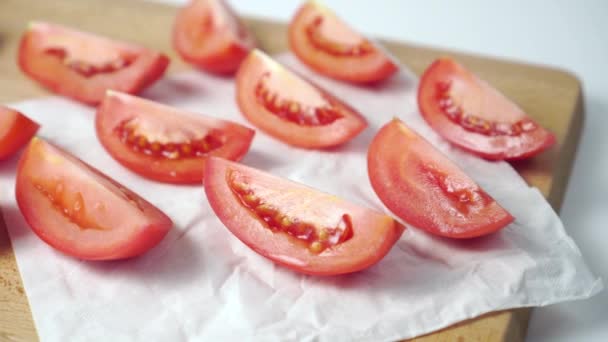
[95,91,255,184]
[418,58,556,160]
[235,50,367,148]
[204,157,405,275]
[15,138,172,260]
[173,0,256,74]
[288,1,398,83]
[0,106,39,160]
[368,119,513,238]
[18,22,170,105]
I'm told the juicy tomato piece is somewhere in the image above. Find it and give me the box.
[204,157,405,275]
[173,0,256,74]
[0,106,39,160]
[96,91,255,184]
[235,50,367,148]
[368,118,514,238]
[15,138,172,260]
[18,22,170,105]
[418,57,556,160]
[288,1,398,83]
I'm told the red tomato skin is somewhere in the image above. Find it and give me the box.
[288,1,398,84]
[15,138,173,260]
[172,0,255,74]
[176,40,249,74]
[95,91,255,184]
[235,50,367,149]
[18,22,170,105]
[0,106,39,160]
[368,119,514,239]
[418,58,556,160]
[203,157,405,276]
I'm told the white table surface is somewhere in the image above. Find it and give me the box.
[153,1,608,341]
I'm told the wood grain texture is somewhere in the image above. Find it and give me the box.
[0,0,583,341]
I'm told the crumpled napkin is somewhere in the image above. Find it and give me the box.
[0,53,601,342]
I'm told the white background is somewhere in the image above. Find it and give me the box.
[154,1,608,340]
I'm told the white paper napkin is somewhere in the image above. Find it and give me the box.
[0,54,601,342]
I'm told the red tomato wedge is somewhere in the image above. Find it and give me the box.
[0,106,39,160]
[204,157,405,275]
[368,119,514,238]
[235,50,367,148]
[418,58,556,160]
[96,91,255,184]
[15,138,172,260]
[173,0,256,74]
[289,1,398,83]
[18,22,170,105]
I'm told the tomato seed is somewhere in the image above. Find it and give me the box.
[150,142,161,152]
[180,144,193,155]
[289,102,300,114]
[137,136,148,148]
[309,241,323,254]
[318,228,328,241]
[519,120,537,132]
[231,181,249,194]
[242,194,259,206]
[255,204,275,217]
[73,198,83,212]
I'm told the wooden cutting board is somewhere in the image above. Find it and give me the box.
[0,0,584,340]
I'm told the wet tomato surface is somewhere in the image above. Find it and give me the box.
[16,138,173,260]
[418,58,555,160]
[204,157,405,275]
[368,118,514,238]
[235,50,367,148]
[289,1,397,83]
[19,22,169,104]
[96,91,255,184]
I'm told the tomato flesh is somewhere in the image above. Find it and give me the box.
[289,1,397,83]
[0,106,39,160]
[15,138,173,260]
[204,157,404,275]
[19,22,169,105]
[368,119,514,238]
[235,50,367,148]
[96,91,255,184]
[418,58,556,160]
[173,0,256,73]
